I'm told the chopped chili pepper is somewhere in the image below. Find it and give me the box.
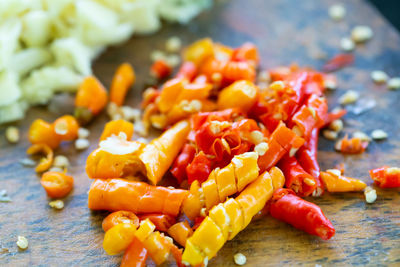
[176,61,198,81]
[186,152,212,184]
[75,76,108,124]
[151,60,172,80]
[167,221,193,247]
[88,179,189,216]
[99,119,134,141]
[27,144,54,173]
[270,188,335,240]
[320,171,366,192]
[171,144,196,183]
[110,63,135,106]
[279,154,317,197]
[232,42,259,66]
[183,38,214,67]
[335,134,368,154]
[53,115,79,141]
[102,211,140,232]
[217,80,258,113]
[142,231,173,265]
[322,53,355,73]
[120,237,148,267]
[28,119,61,149]
[369,166,400,188]
[40,171,74,198]
[103,223,137,255]
[138,214,176,232]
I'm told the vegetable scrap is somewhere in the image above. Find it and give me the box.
[21,38,400,266]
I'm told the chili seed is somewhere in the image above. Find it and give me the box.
[371,70,388,84]
[75,139,90,150]
[339,90,359,105]
[5,126,19,143]
[364,186,377,204]
[329,4,346,21]
[371,129,388,140]
[351,25,373,43]
[340,37,355,52]
[77,127,90,139]
[53,155,69,168]
[388,77,400,90]
[49,200,64,209]
[234,253,247,266]
[165,37,182,53]
[322,129,338,140]
[16,236,28,250]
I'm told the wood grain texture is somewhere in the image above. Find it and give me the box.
[1,0,400,266]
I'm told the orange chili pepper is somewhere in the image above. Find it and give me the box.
[222,60,256,83]
[110,63,135,106]
[26,144,54,172]
[120,237,148,267]
[53,115,79,141]
[40,171,74,198]
[88,179,189,216]
[157,78,184,113]
[99,119,134,141]
[86,137,145,179]
[138,214,176,232]
[232,42,259,66]
[320,171,366,192]
[28,119,61,149]
[177,82,213,102]
[167,221,193,247]
[75,76,108,124]
[103,223,137,255]
[135,219,156,242]
[335,134,368,154]
[102,211,140,232]
[139,120,190,185]
[181,180,203,220]
[141,87,159,109]
[217,80,258,112]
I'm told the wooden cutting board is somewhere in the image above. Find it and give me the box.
[1,0,399,266]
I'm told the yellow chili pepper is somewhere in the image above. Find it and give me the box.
[100,119,134,141]
[320,171,366,192]
[270,166,285,190]
[182,171,274,266]
[183,38,214,67]
[167,221,193,247]
[103,223,137,255]
[135,218,156,242]
[217,80,259,112]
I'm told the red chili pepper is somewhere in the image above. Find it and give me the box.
[175,61,197,81]
[151,60,172,80]
[231,42,259,65]
[138,214,176,232]
[186,152,213,184]
[270,188,335,240]
[322,54,354,73]
[325,108,347,126]
[297,128,324,196]
[171,144,196,183]
[369,166,400,188]
[278,155,317,197]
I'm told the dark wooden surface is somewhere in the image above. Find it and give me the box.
[1,0,400,266]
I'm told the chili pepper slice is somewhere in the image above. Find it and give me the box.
[151,60,172,80]
[103,223,137,255]
[102,211,140,232]
[28,119,61,149]
[167,221,193,247]
[53,115,79,141]
[40,171,74,198]
[322,53,354,73]
[138,214,176,232]
[120,237,148,267]
[270,188,335,240]
[27,144,54,173]
[99,119,134,141]
[186,151,213,185]
[335,134,368,154]
[369,166,400,188]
